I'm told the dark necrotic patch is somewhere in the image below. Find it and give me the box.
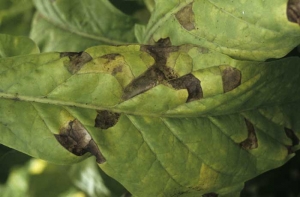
[202,192,218,197]
[175,3,195,30]
[60,51,92,74]
[287,0,300,24]
[285,127,300,154]
[122,44,178,100]
[100,53,121,61]
[240,119,258,150]
[55,119,106,163]
[169,74,203,102]
[221,66,241,93]
[95,110,120,129]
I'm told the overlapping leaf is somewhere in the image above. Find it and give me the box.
[135,0,300,61]
[30,0,137,52]
[0,34,39,58]
[0,43,299,196]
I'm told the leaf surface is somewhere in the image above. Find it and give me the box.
[135,0,300,61]
[30,0,137,52]
[0,34,39,58]
[0,45,299,196]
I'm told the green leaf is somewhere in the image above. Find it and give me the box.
[0,34,39,58]
[0,44,299,196]
[135,0,300,61]
[30,0,138,52]
[0,0,35,36]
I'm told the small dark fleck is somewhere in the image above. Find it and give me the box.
[240,119,258,150]
[60,51,92,74]
[202,192,218,197]
[221,66,241,93]
[175,3,195,30]
[55,119,106,163]
[287,0,300,25]
[169,74,203,102]
[95,110,121,129]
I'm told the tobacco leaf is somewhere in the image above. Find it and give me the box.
[0,34,39,58]
[135,0,300,61]
[30,0,137,52]
[0,44,299,196]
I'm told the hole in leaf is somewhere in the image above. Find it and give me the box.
[95,110,121,129]
[60,51,92,74]
[169,74,203,102]
[55,119,106,163]
[221,66,241,93]
[240,119,258,150]
[175,3,195,30]
[287,0,300,25]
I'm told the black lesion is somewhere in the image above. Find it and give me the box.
[55,119,106,164]
[221,66,241,93]
[169,74,203,102]
[95,110,121,129]
[123,42,202,102]
[240,119,258,150]
[60,51,92,74]
[285,127,299,154]
[287,0,300,25]
[202,192,218,197]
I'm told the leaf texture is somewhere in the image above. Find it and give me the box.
[0,45,299,196]
[135,0,300,61]
[30,0,137,52]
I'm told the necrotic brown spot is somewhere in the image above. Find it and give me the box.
[240,119,258,150]
[55,119,106,163]
[285,127,299,154]
[60,51,92,74]
[287,0,300,24]
[202,193,218,197]
[175,3,195,30]
[95,110,120,129]
[168,74,203,102]
[101,53,121,61]
[221,66,241,93]
[122,44,179,100]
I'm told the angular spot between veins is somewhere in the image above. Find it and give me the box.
[287,0,300,25]
[221,66,241,93]
[175,3,195,31]
[240,119,258,150]
[168,74,203,102]
[122,44,178,100]
[95,110,120,129]
[55,119,106,164]
[60,51,92,74]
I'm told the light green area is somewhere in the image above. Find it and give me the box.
[0,43,299,196]
[30,0,137,52]
[0,34,39,58]
[135,0,300,61]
